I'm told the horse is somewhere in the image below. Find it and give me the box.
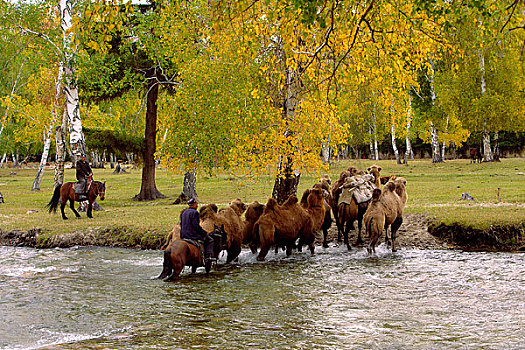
[46,180,106,219]
[156,225,226,280]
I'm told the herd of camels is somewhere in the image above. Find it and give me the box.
[157,165,408,280]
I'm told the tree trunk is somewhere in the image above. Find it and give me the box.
[60,0,85,156]
[272,166,300,205]
[482,127,493,162]
[321,144,331,164]
[479,49,493,163]
[430,121,442,163]
[404,101,413,163]
[493,131,500,161]
[272,59,302,204]
[134,68,165,201]
[183,171,197,200]
[54,111,68,187]
[32,138,52,191]
[0,153,6,168]
[391,121,401,164]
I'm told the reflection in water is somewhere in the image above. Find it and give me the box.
[1,246,524,349]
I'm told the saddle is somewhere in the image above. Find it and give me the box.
[182,239,205,264]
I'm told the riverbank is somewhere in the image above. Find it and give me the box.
[1,213,523,252]
[1,159,524,251]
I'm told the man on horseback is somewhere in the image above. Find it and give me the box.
[180,198,215,270]
[75,153,93,201]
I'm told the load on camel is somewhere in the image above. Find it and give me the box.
[363,177,408,254]
[252,187,325,261]
[336,165,382,250]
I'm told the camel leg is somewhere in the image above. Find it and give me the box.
[356,217,363,245]
[191,266,197,273]
[257,245,270,261]
[391,217,403,252]
[322,226,329,248]
[384,225,391,246]
[285,245,293,256]
[69,199,81,219]
[227,244,241,263]
[309,243,315,256]
[343,218,352,251]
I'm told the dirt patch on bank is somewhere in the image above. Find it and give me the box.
[316,213,449,250]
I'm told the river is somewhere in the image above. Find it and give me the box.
[1,245,524,349]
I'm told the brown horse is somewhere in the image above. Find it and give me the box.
[156,225,226,280]
[47,180,106,219]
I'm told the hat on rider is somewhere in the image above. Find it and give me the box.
[187,198,197,205]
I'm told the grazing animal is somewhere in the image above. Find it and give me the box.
[199,199,246,263]
[337,165,382,250]
[242,201,266,254]
[469,148,482,163]
[46,181,106,219]
[156,225,225,280]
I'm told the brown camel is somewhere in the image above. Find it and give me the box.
[336,165,382,250]
[331,170,351,239]
[200,199,246,263]
[363,178,407,254]
[242,201,266,253]
[312,182,334,248]
[254,189,324,261]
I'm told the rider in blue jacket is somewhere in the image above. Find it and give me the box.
[180,198,214,262]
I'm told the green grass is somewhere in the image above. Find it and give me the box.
[0,158,524,240]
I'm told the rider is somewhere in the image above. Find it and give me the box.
[75,152,93,201]
[180,198,214,267]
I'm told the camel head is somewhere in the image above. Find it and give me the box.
[245,201,265,221]
[307,187,324,208]
[230,198,247,216]
[200,204,218,220]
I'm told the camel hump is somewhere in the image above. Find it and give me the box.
[283,194,298,206]
[384,181,396,192]
[266,198,279,210]
[372,188,382,200]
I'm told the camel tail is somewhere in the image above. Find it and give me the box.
[46,184,62,213]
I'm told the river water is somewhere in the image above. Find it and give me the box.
[1,245,524,350]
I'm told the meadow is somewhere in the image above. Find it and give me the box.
[1,158,524,247]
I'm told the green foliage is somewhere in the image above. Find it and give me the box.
[84,127,144,159]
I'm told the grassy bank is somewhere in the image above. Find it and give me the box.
[1,158,524,248]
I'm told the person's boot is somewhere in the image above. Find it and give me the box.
[204,256,213,273]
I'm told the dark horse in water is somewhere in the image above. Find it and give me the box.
[156,225,226,280]
[46,180,106,219]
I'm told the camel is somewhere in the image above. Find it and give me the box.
[242,201,266,253]
[336,165,382,250]
[331,170,351,239]
[312,182,334,248]
[254,188,324,261]
[363,178,407,254]
[199,199,246,263]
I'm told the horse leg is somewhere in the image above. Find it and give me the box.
[390,217,403,252]
[69,199,81,219]
[60,200,68,220]
[87,202,93,219]
[156,250,174,280]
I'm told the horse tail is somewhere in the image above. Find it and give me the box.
[156,248,174,280]
[46,184,62,213]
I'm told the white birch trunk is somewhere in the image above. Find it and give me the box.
[54,110,68,187]
[321,144,331,164]
[428,60,442,163]
[0,153,6,168]
[441,115,449,161]
[404,97,414,164]
[390,96,400,164]
[60,0,85,157]
[479,49,493,162]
